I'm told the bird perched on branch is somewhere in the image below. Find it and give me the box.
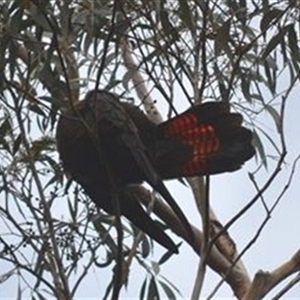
[56,90,255,253]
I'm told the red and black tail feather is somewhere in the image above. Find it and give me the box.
[154,102,255,178]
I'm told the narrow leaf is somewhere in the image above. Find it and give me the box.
[147,276,160,300]
[159,280,176,300]
[178,0,194,31]
[13,133,22,155]
[140,277,148,300]
[264,104,281,133]
[252,129,267,168]
[260,9,283,33]
[262,26,288,59]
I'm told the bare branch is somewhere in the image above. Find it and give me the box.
[243,250,300,300]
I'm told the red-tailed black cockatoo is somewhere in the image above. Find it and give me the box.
[56,90,255,253]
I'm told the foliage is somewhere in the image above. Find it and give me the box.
[0,0,300,298]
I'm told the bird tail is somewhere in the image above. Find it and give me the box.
[120,188,179,253]
[80,181,179,253]
[154,102,255,179]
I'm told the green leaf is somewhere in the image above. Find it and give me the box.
[215,20,231,57]
[147,276,160,300]
[264,58,276,95]
[159,280,176,300]
[141,234,151,258]
[29,103,46,116]
[288,24,300,74]
[29,6,53,32]
[67,194,77,222]
[252,129,267,168]
[257,124,281,155]
[262,26,288,59]
[140,277,148,300]
[160,8,179,42]
[237,0,247,24]
[178,0,194,31]
[13,133,22,155]
[160,274,182,295]
[0,118,12,138]
[264,104,281,133]
[241,77,251,102]
[260,9,283,33]
[287,25,300,60]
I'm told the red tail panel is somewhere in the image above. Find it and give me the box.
[163,113,223,175]
[163,113,198,136]
[156,102,255,177]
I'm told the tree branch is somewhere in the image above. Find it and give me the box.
[242,250,300,300]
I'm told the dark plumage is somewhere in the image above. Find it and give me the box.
[56,90,255,253]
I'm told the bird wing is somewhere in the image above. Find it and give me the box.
[57,90,193,246]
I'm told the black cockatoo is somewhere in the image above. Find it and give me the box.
[56,90,255,253]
